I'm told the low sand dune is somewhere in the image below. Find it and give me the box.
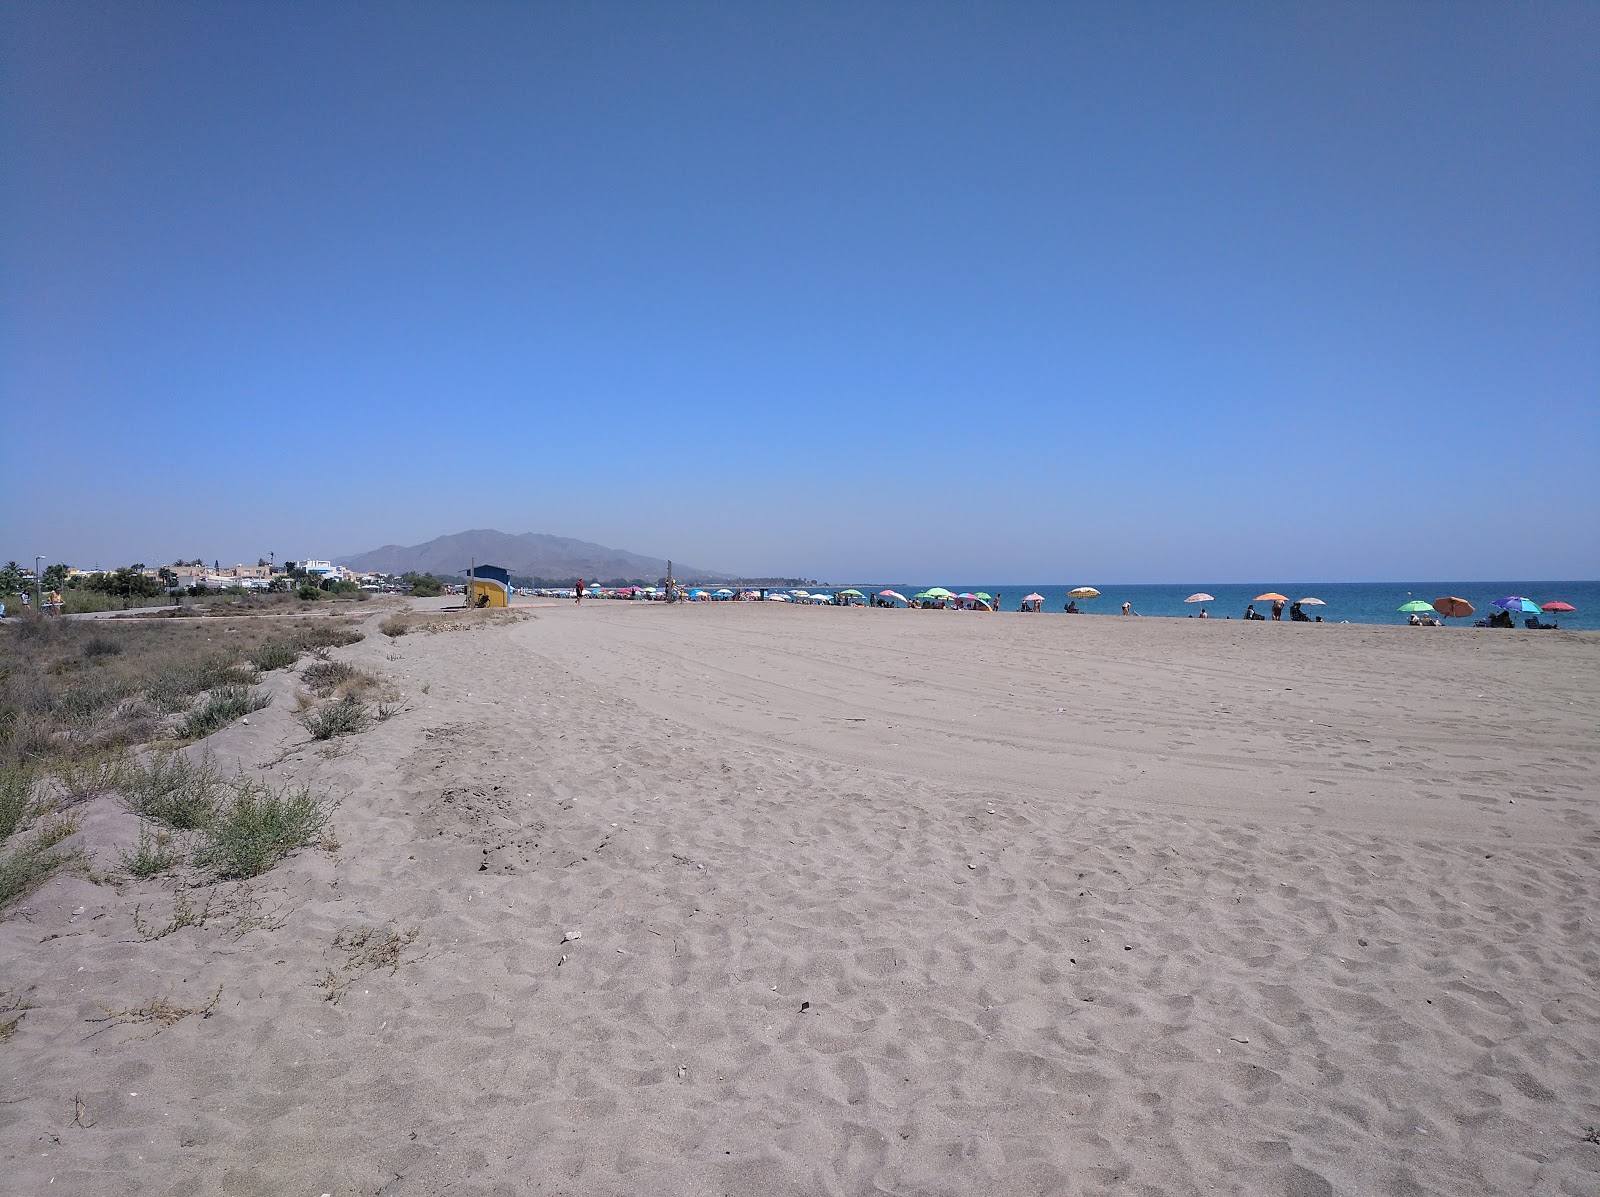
[3,603,1597,1195]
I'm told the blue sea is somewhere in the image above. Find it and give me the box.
[833,581,1600,630]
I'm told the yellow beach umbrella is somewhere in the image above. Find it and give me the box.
[1067,586,1100,599]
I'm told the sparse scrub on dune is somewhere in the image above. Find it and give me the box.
[181,685,271,740]
[378,614,412,638]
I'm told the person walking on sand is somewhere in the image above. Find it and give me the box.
[574,579,584,604]
[1121,601,1140,616]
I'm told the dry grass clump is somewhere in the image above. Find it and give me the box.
[319,923,421,1003]
[89,985,222,1040]
[380,609,528,638]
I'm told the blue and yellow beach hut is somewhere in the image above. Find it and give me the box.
[465,564,511,608]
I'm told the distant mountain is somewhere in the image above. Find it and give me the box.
[336,529,729,582]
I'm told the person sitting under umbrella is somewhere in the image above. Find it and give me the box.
[1064,599,1080,613]
[1290,601,1311,622]
[1244,604,1265,620]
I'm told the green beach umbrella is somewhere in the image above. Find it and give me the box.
[1397,600,1434,614]
[924,587,954,598]
[912,591,933,600]
[973,592,992,601]
[838,589,864,597]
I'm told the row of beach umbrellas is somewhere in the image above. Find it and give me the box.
[1398,595,1576,621]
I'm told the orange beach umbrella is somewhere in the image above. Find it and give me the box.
[1254,592,1288,603]
[1432,597,1474,619]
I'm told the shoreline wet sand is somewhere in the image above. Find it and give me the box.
[3,601,1597,1195]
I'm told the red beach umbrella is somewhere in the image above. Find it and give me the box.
[1541,601,1575,613]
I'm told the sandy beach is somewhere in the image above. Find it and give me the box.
[3,601,1597,1196]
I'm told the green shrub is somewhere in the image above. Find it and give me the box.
[182,686,271,740]
[378,614,411,638]
[0,815,79,911]
[121,753,223,829]
[250,642,300,672]
[195,780,331,879]
[300,696,370,740]
[297,585,323,601]
[119,825,184,879]
[0,764,36,841]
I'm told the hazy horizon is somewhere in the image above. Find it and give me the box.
[5,5,1596,581]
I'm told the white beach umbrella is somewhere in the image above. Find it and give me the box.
[1184,593,1214,603]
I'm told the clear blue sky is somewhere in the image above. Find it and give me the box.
[4,3,1596,581]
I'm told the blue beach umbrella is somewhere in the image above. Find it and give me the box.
[1492,596,1540,614]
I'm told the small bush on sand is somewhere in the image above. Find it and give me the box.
[194,780,331,880]
[0,815,80,911]
[300,696,370,740]
[119,825,184,879]
[182,686,270,740]
[249,642,300,672]
[301,660,355,695]
[297,585,323,602]
[121,753,223,830]
[378,614,411,638]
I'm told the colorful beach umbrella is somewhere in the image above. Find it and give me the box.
[1492,596,1540,614]
[1541,601,1575,613]
[1023,593,1044,602]
[878,590,907,602]
[1067,586,1100,599]
[1398,600,1434,614]
[924,587,954,598]
[1255,592,1289,603]
[1184,593,1214,603]
[1432,597,1473,619]
[838,589,864,597]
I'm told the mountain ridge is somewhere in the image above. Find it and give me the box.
[336,529,729,581]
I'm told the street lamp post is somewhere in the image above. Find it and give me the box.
[34,556,43,613]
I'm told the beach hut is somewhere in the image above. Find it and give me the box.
[464,564,512,608]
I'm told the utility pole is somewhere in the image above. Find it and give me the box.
[35,556,43,611]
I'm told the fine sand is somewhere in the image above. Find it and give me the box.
[3,601,1598,1195]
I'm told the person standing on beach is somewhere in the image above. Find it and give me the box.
[1121,601,1139,616]
[574,579,584,604]
[1271,598,1285,621]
